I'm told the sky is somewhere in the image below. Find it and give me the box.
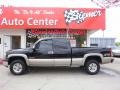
[0,0,99,8]
[0,0,120,42]
[90,7,120,41]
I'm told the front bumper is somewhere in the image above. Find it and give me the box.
[102,57,114,64]
[2,60,8,67]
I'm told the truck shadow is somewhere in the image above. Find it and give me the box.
[28,67,86,75]
[27,67,120,77]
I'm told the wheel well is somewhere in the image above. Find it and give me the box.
[8,56,27,65]
[84,56,102,65]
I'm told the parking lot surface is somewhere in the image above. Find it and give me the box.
[0,58,120,90]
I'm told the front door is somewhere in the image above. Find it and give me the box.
[29,39,54,66]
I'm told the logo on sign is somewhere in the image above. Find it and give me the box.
[64,9,101,24]
[0,9,3,15]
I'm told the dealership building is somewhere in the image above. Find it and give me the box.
[0,5,105,58]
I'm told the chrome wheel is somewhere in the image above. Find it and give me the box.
[13,63,23,74]
[10,60,27,75]
[88,63,97,73]
[85,60,100,75]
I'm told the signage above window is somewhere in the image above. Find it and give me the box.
[0,7,105,30]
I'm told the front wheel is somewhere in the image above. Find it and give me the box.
[85,60,100,75]
[10,60,27,75]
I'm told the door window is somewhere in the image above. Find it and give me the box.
[53,39,70,49]
[53,39,70,54]
[35,39,53,54]
[12,36,21,49]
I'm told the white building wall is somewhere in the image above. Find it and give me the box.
[87,30,97,47]
[0,29,26,58]
[89,7,120,42]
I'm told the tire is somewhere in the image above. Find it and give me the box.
[85,60,100,75]
[10,60,27,75]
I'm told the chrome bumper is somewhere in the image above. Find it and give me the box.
[102,57,114,64]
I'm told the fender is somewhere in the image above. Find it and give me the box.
[82,53,103,64]
[7,54,29,65]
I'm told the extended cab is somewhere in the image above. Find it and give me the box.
[3,38,114,75]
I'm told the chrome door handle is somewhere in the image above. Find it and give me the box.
[48,51,54,54]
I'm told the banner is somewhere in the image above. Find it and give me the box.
[0,7,105,30]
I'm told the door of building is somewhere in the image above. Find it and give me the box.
[11,36,21,49]
[3,35,21,56]
[3,35,11,56]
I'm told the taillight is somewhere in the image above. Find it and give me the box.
[103,48,112,57]
[109,48,112,57]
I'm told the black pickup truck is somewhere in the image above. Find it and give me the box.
[3,38,114,75]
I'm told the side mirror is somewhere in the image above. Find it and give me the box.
[33,45,40,52]
[32,48,36,52]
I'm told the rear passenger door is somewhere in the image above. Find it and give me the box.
[52,39,71,66]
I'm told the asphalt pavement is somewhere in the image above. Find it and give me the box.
[0,58,120,90]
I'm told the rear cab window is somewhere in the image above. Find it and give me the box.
[52,38,71,54]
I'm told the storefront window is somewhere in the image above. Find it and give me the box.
[26,29,86,47]
[26,29,69,47]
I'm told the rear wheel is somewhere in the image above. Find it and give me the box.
[10,60,27,75]
[85,60,100,75]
